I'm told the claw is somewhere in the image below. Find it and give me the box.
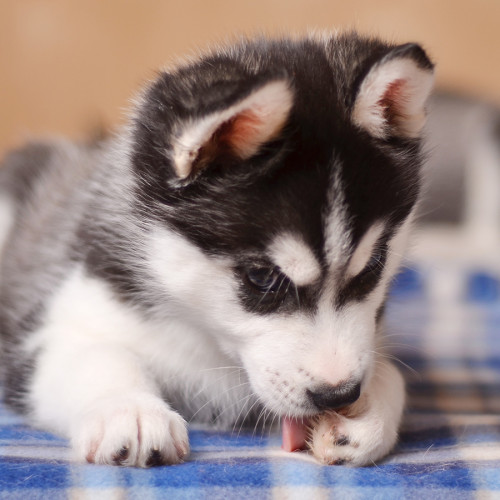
[112,445,130,465]
[146,448,164,467]
[330,458,347,466]
[335,435,350,446]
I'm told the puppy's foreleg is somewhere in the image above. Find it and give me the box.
[29,337,189,467]
[31,344,189,467]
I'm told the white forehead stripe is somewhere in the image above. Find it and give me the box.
[347,222,385,277]
[324,170,351,268]
[269,233,321,286]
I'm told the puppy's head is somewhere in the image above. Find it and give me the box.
[131,34,434,418]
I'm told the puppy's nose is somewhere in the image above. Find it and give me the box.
[307,381,361,411]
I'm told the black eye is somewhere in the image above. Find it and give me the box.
[236,262,300,314]
[245,266,286,294]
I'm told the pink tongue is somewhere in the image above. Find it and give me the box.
[281,416,309,452]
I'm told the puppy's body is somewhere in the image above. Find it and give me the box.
[0,33,433,467]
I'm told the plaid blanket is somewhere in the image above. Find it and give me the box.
[1,262,499,499]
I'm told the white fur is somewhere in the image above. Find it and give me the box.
[172,80,293,179]
[346,222,385,277]
[353,58,434,138]
[385,215,415,279]
[324,172,351,269]
[268,233,321,286]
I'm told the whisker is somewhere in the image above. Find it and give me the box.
[231,393,260,434]
[254,269,278,309]
[268,412,280,439]
[236,397,263,438]
[382,332,421,339]
[373,352,420,378]
[294,283,301,309]
[378,343,425,353]
[197,366,244,373]
[192,368,245,399]
[252,406,268,438]
[188,380,252,423]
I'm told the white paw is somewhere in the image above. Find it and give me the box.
[308,365,405,466]
[71,393,189,467]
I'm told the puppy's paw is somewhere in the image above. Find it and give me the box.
[307,402,391,465]
[309,360,405,466]
[71,393,189,467]
[308,365,404,466]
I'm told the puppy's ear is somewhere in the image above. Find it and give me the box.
[352,43,434,139]
[171,79,293,180]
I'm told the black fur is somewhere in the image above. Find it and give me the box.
[127,34,428,313]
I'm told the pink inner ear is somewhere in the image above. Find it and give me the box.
[172,79,292,179]
[218,109,269,158]
[187,108,278,177]
[378,79,409,127]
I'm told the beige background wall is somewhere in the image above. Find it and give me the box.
[1,0,499,154]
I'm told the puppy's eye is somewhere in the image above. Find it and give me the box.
[237,263,297,313]
[245,266,286,293]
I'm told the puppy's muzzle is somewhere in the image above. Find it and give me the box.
[307,381,361,411]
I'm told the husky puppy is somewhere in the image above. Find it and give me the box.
[0,33,434,467]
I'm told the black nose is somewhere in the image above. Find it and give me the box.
[307,381,361,411]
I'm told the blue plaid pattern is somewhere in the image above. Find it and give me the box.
[1,263,499,499]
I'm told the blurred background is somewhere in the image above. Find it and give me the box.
[1,0,499,279]
[1,0,499,152]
